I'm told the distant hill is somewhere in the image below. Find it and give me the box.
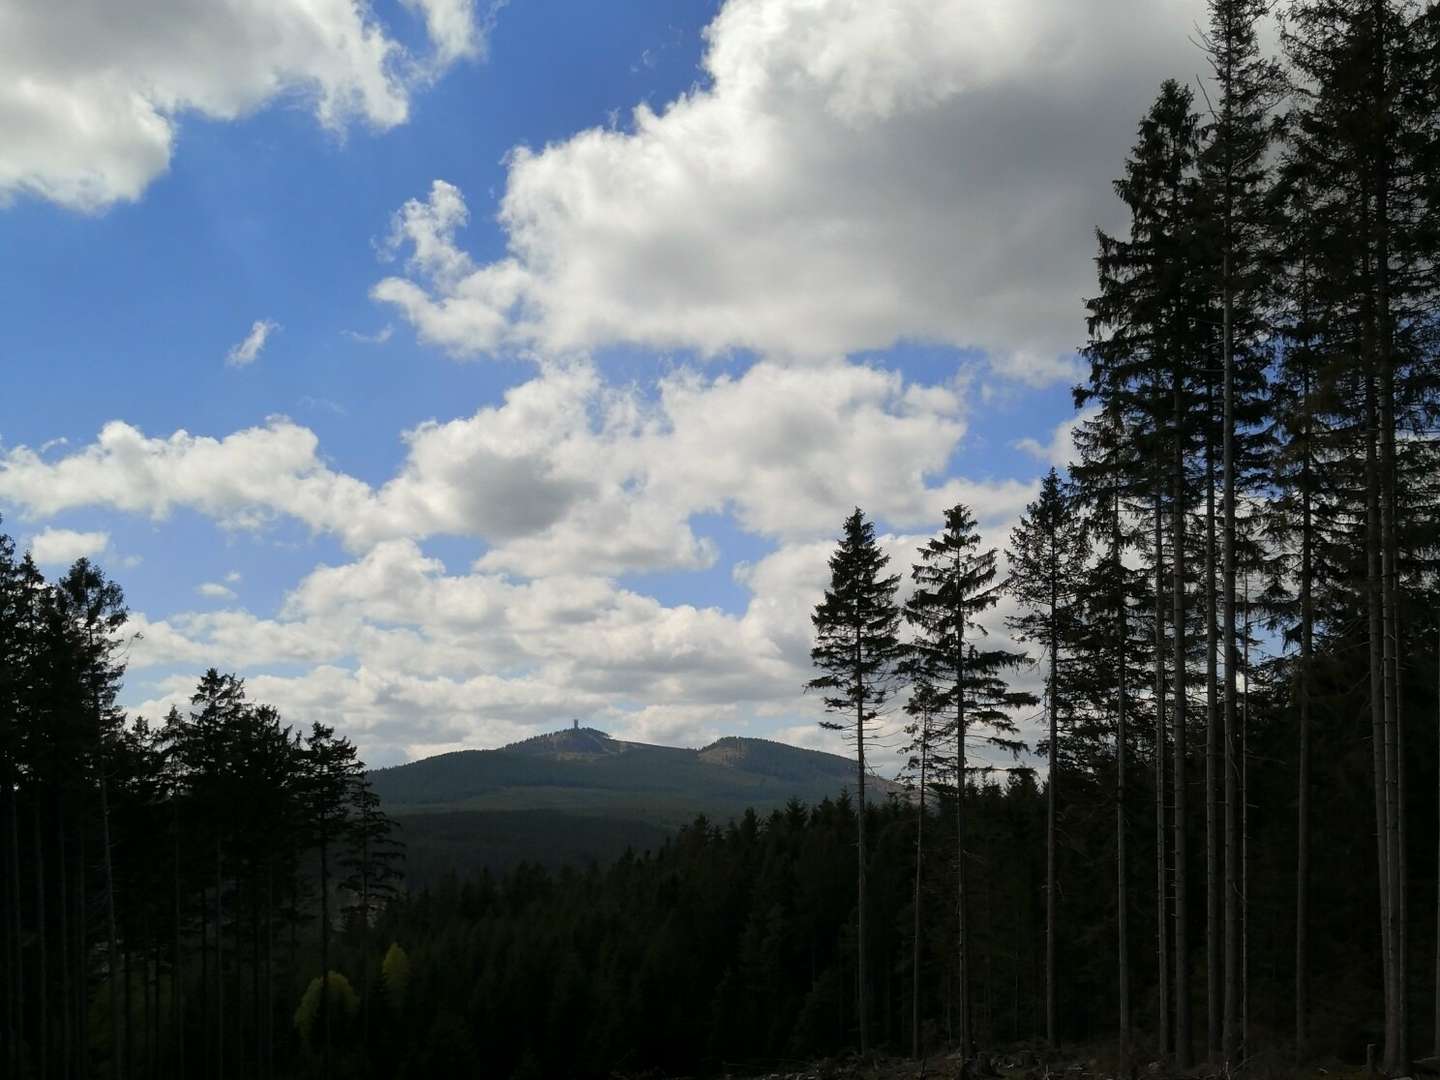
[369,726,888,883]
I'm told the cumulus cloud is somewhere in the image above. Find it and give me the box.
[115,503,1053,764]
[27,527,109,566]
[226,319,279,367]
[0,358,1031,574]
[375,0,1204,376]
[1014,409,1095,470]
[196,582,237,601]
[122,538,812,758]
[0,0,488,211]
[0,417,373,532]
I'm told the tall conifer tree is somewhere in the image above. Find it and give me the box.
[905,503,1035,1055]
[808,508,903,1056]
[1007,468,1087,1048]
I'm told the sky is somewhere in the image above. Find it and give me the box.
[0,0,1211,769]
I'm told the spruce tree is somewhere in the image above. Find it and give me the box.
[1006,468,1087,1048]
[1196,0,1281,1059]
[904,502,1035,1055]
[1080,80,1210,1061]
[807,508,902,1057]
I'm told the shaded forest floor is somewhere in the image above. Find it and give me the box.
[635,1048,1390,1080]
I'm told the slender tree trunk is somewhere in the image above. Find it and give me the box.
[1296,386,1315,1063]
[856,633,869,1057]
[913,711,928,1060]
[1366,373,1396,1067]
[264,861,273,1080]
[77,822,88,1080]
[35,799,49,1080]
[1172,367,1191,1070]
[1377,261,1406,1080]
[957,643,971,1057]
[57,793,72,1080]
[1221,243,1243,1066]
[4,776,22,1077]
[200,882,210,1077]
[1154,481,1170,1058]
[101,771,122,1080]
[1046,559,1058,1050]
[215,840,224,1080]
[1241,579,1250,1055]
[1115,490,1131,1053]
[1205,384,1221,1062]
[1433,629,1440,1059]
[321,829,332,1080]
[172,804,183,1080]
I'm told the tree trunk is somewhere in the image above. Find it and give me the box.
[1296,375,1314,1063]
[912,711,928,1060]
[1154,480,1170,1058]
[1368,5,1404,1060]
[1115,490,1131,1053]
[172,803,184,1079]
[1046,552,1058,1050]
[1366,373,1396,1070]
[215,840,224,1080]
[1172,365,1191,1070]
[321,829,331,1080]
[57,793,72,1080]
[4,775,22,1077]
[957,641,971,1057]
[1433,629,1440,1059]
[1205,382,1221,1063]
[77,821,89,1080]
[1221,243,1243,1066]
[101,771,122,1080]
[1241,575,1251,1054]
[857,632,869,1057]
[35,799,49,1080]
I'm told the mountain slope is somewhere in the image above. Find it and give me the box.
[369,726,888,882]
[368,727,870,826]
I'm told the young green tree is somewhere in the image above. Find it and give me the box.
[905,502,1035,1055]
[900,672,942,1059]
[1080,80,1210,1061]
[807,508,903,1057]
[1007,468,1087,1048]
[1281,2,1440,1066]
[1196,0,1281,1059]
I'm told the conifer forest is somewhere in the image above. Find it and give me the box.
[4,0,1440,1077]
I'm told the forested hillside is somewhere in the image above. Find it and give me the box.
[3,0,1440,1078]
[372,727,878,882]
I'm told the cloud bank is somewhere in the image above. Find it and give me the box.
[0,0,489,210]
[375,0,1204,376]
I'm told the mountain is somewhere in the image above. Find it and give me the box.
[369,726,884,882]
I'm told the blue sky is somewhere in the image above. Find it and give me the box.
[0,0,1207,766]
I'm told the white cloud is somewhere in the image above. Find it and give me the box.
[0,358,1030,574]
[196,582,237,600]
[1014,409,1094,470]
[122,537,809,758]
[375,0,1204,376]
[403,0,492,67]
[342,325,394,345]
[115,503,1050,764]
[226,319,279,367]
[27,527,109,566]
[0,417,374,533]
[0,0,488,211]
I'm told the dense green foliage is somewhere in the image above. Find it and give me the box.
[0,529,401,1080]
[4,1,1440,1077]
[367,728,862,825]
